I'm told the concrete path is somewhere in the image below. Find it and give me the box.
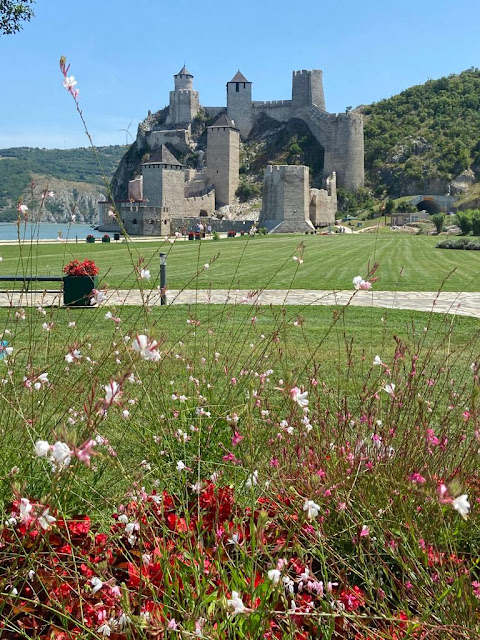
[0,288,479,318]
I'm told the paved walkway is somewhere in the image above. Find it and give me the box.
[0,288,479,318]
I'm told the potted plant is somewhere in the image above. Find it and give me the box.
[63,259,99,307]
[102,234,111,243]
[86,234,95,243]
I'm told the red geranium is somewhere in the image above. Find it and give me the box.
[63,259,99,277]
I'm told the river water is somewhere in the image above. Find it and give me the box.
[0,223,105,242]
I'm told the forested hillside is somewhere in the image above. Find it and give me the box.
[363,68,480,195]
[0,146,127,221]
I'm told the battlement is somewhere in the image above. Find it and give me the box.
[253,100,292,108]
[293,69,315,76]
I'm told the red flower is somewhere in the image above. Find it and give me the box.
[63,259,99,277]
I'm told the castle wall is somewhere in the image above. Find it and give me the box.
[203,106,225,118]
[147,129,191,153]
[227,82,253,139]
[128,175,143,201]
[181,191,216,218]
[170,217,255,234]
[252,100,292,123]
[259,165,314,233]
[206,125,240,208]
[98,202,170,236]
[309,172,337,227]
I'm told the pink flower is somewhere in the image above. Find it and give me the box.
[231,432,243,446]
[409,472,426,484]
[359,525,370,538]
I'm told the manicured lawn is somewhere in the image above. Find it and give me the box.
[1,233,479,291]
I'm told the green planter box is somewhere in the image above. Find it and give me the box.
[86,236,95,243]
[63,275,98,307]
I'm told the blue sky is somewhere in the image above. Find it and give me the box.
[0,0,479,149]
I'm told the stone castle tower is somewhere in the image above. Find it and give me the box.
[166,65,200,126]
[291,69,325,110]
[259,165,315,233]
[142,145,185,216]
[226,71,253,140]
[206,114,240,208]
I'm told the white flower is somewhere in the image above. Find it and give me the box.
[63,75,77,89]
[19,498,33,523]
[204,263,210,269]
[97,623,111,637]
[18,204,28,214]
[373,355,383,366]
[132,334,160,361]
[290,386,309,408]
[303,499,320,520]
[90,576,103,594]
[140,268,151,280]
[176,460,186,472]
[353,275,363,287]
[65,349,81,364]
[52,441,72,468]
[38,508,56,530]
[267,569,281,585]
[90,289,107,306]
[452,494,470,519]
[104,380,122,407]
[227,591,247,614]
[246,470,258,488]
[35,440,50,457]
[383,383,395,396]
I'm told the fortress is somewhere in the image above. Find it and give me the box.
[99,66,364,234]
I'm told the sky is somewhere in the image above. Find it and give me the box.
[0,0,479,149]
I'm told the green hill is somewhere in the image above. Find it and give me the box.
[363,68,480,196]
[0,145,128,221]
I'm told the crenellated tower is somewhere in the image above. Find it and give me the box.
[206,114,240,208]
[292,69,326,111]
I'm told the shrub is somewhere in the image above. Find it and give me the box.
[436,237,480,249]
[472,211,480,236]
[212,230,220,241]
[236,180,260,203]
[431,213,445,234]
[455,211,472,235]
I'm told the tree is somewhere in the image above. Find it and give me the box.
[384,199,396,215]
[0,0,35,36]
[431,213,445,234]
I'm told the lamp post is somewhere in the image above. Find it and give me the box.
[160,253,167,306]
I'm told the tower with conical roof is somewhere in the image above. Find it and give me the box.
[226,70,252,139]
[167,65,200,126]
[207,115,240,208]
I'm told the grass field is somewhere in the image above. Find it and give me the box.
[1,232,480,292]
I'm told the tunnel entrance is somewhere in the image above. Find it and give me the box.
[416,199,442,215]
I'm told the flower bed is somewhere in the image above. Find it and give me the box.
[2,480,468,639]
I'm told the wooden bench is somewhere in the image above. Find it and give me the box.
[0,276,64,293]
